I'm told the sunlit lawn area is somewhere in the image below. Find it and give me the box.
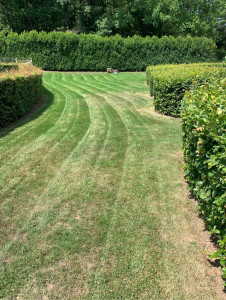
[0,73,223,299]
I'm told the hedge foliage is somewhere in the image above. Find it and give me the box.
[0,63,18,72]
[0,31,218,71]
[146,63,225,117]
[0,64,43,127]
[181,78,226,278]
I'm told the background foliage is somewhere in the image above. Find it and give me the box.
[0,32,217,71]
[0,0,225,48]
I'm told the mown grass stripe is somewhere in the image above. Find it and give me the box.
[59,73,129,169]
[61,75,113,168]
[81,74,117,93]
[97,73,146,92]
[90,74,134,93]
[87,86,164,298]
[62,76,113,165]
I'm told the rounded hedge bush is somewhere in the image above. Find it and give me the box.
[146,63,225,117]
[0,64,43,127]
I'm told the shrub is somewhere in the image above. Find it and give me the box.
[146,63,225,117]
[181,78,226,279]
[0,31,218,71]
[0,64,43,127]
[0,63,18,72]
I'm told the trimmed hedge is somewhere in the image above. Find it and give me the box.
[0,64,43,127]
[0,63,18,72]
[182,78,226,278]
[0,31,218,71]
[146,63,225,117]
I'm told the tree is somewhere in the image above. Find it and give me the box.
[0,0,64,33]
[0,0,225,47]
[95,0,225,40]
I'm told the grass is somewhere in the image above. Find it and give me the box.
[0,72,224,299]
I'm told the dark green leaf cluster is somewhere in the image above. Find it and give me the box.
[0,67,42,127]
[181,78,226,278]
[0,31,217,71]
[0,0,225,48]
[146,63,225,117]
[0,63,18,72]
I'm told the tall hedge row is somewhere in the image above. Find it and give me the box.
[146,63,225,117]
[182,79,226,278]
[0,65,43,127]
[0,31,217,71]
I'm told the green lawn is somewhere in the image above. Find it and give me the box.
[0,72,223,299]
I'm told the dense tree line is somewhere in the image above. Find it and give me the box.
[0,0,225,47]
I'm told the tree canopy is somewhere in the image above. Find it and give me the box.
[0,0,225,47]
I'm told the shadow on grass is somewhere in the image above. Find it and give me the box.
[0,87,54,139]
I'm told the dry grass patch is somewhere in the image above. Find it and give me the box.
[0,63,42,79]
